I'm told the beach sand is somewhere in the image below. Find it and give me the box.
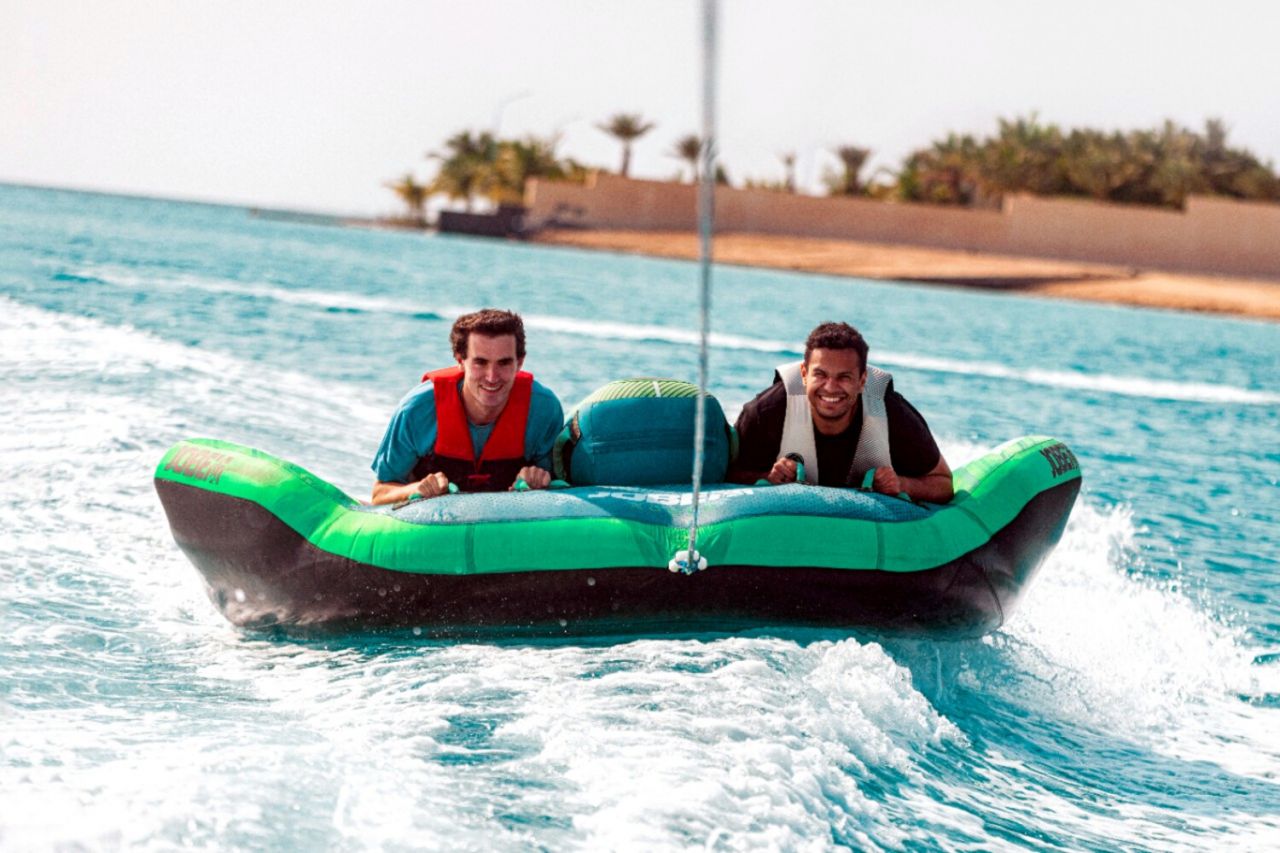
[532,229,1280,322]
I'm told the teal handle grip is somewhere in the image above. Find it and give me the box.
[515,478,571,491]
[396,480,458,509]
[410,482,458,498]
[783,452,806,485]
[859,468,912,502]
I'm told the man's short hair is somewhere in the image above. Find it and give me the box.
[804,322,868,372]
[451,308,527,360]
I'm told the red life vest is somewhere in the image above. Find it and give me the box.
[409,366,534,492]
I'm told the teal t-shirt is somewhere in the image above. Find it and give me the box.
[372,378,564,483]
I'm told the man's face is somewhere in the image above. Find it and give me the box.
[457,333,523,422]
[800,347,865,428]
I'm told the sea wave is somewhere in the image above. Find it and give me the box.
[997,501,1276,775]
[69,264,1280,407]
[65,265,453,319]
[0,296,384,495]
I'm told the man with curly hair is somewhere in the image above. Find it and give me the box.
[371,309,563,504]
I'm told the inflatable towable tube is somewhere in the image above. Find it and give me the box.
[154,379,1082,637]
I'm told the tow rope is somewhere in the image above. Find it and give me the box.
[670,0,718,576]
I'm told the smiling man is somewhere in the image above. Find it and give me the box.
[370,309,563,504]
[730,322,953,502]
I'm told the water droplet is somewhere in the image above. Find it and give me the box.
[586,577,596,586]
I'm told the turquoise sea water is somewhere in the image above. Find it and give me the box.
[2,182,1279,850]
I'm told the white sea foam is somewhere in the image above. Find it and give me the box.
[0,298,395,846]
[6,296,1279,850]
[178,634,967,851]
[0,296,386,487]
[877,350,1280,405]
[70,263,470,320]
[867,487,1280,845]
[72,262,1279,406]
[995,499,1280,778]
[165,461,1280,847]
[900,440,1280,789]
[0,297,384,641]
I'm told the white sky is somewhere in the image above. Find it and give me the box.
[4,1,1278,216]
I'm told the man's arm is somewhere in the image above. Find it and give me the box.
[370,472,451,505]
[882,388,953,502]
[370,385,439,504]
[726,386,786,484]
[727,462,772,485]
[871,455,953,503]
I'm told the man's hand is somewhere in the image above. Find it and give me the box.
[416,472,452,499]
[766,456,799,485]
[512,466,552,490]
[870,458,954,504]
[871,466,902,496]
[371,472,452,505]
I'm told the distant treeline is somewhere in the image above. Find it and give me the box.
[386,114,1280,222]
[385,131,592,225]
[894,116,1280,209]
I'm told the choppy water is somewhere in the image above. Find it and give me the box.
[2,183,1279,850]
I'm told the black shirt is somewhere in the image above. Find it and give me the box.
[732,379,942,487]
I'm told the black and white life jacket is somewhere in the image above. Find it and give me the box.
[776,360,893,485]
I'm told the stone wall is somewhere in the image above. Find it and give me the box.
[525,173,1280,279]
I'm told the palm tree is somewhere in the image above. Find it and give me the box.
[596,113,656,177]
[1061,129,1144,201]
[671,134,702,183]
[981,114,1068,197]
[897,133,983,205]
[824,145,871,196]
[488,134,569,205]
[1193,118,1278,202]
[428,130,497,211]
[780,151,797,193]
[1147,121,1210,207]
[384,173,428,224]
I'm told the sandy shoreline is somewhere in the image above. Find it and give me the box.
[531,229,1280,322]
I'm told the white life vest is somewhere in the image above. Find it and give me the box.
[776,360,893,485]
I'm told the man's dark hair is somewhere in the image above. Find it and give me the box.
[803,321,868,372]
[451,308,527,360]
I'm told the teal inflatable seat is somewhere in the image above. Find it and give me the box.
[554,378,735,486]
